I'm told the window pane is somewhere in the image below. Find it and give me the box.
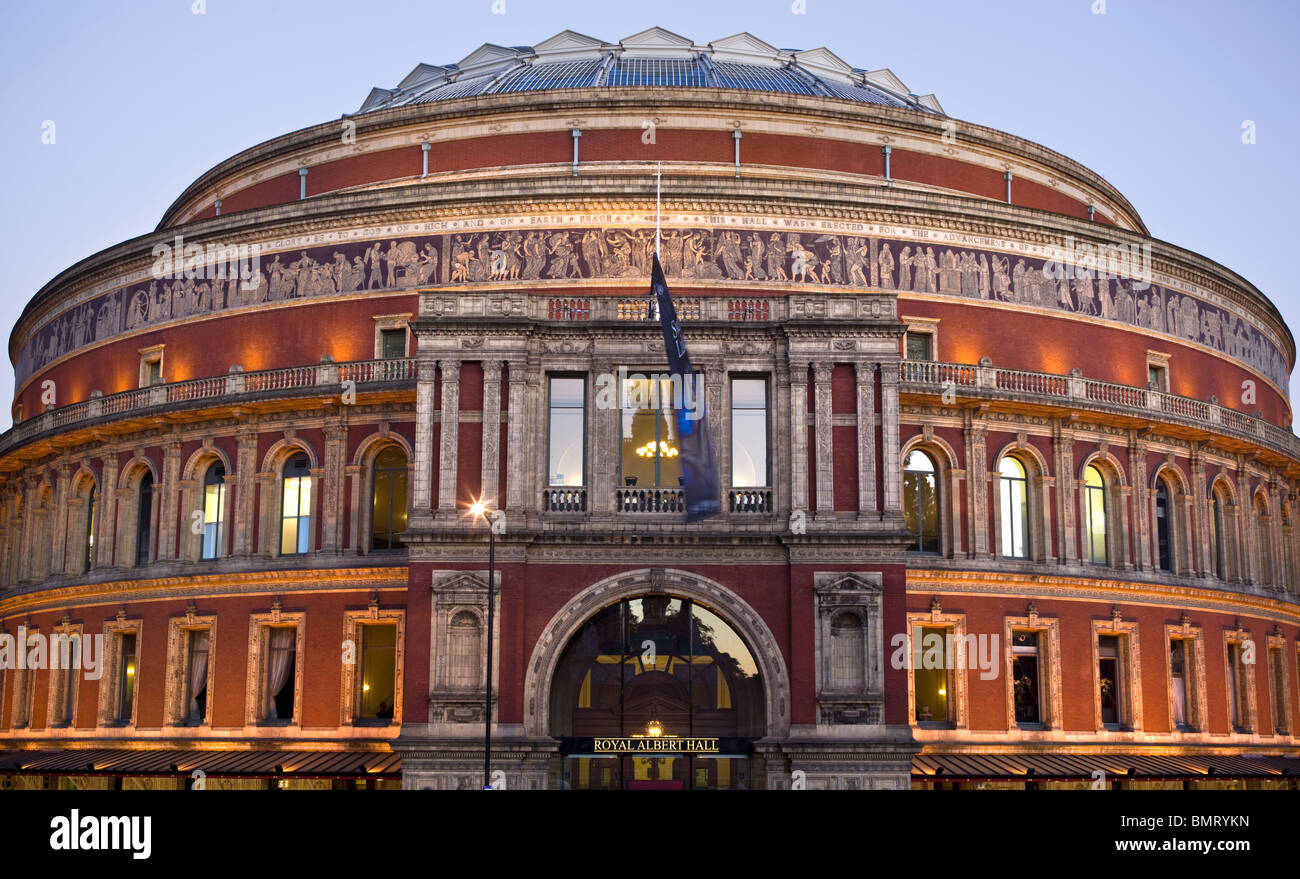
[549,378,585,487]
[381,329,406,359]
[281,518,299,556]
[904,451,939,553]
[913,626,949,723]
[359,624,397,720]
[906,332,933,361]
[118,633,137,722]
[730,379,767,488]
[619,377,687,488]
[282,478,300,518]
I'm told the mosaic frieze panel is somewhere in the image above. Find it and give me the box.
[16,225,1289,394]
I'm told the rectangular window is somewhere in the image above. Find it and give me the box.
[1227,642,1245,732]
[620,376,686,488]
[117,633,137,723]
[1098,635,1121,727]
[380,328,407,359]
[185,630,210,723]
[265,627,297,723]
[548,377,585,487]
[358,624,397,723]
[1011,631,1041,725]
[280,459,312,555]
[1170,638,1191,730]
[202,472,226,560]
[912,625,951,724]
[1147,364,1167,391]
[1269,647,1288,735]
[139,346,165,388]
[730,378,768,488]
[905,331,933,361]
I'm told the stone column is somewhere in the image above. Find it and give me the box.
[788,360,810,515]
[505,360,527,513]
[855,362,877,517]
[1236,461,1255,584]
[773,351,792,518]
[436,360,461,516]
[1129,431,1150,571]
[154,438,180,562]
[481,360,503,509]
[231,427,259,558]
[1054,425,1077,565]
[964,411,989,559]
[1189,445,1209,577]
[812,362,834,516]
[592,359,617,514]
[879,361,902,515]
[412,358,436,519]
[321,420,348,553]
[16,477,38,582]
[50,463,70,576]
[707,362,728,507]
[97,450,121,568]
[346,463,363,554]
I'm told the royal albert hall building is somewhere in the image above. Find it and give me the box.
[0,27,1298,791]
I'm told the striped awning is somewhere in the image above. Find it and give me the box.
[913,752,1300,781]
[0,748,401,777]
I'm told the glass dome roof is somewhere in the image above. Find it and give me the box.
[355,27,943,115]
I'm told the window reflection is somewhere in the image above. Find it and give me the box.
[904,449,939,553]
[730,378,767,488]
[548,377,585,486]
[620,377,684,488]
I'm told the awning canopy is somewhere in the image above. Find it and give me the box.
[0,748,401,778]
[913,752,1300,781]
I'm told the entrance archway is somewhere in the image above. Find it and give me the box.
[523,569,790,790]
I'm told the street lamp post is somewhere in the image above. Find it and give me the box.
[470,500,496,790]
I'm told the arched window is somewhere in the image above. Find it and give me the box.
[202,462,226,560]
[371,446,408,551]
[1255,494,1274,586]
[84,482,98,573]
[448,611,481,690]
[829,613,865,691]
[999,456,1030,559]
[280,454,312,556]
[1083,465,1108,565]
[1154,479,1172,572]
[904,449,940,554]
[134,472,153,567]
[1208,486,1227,580]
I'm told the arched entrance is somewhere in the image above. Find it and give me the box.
[549,595,765,790]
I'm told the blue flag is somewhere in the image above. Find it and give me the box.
[650,253,720,521]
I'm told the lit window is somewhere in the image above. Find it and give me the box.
[116,632,137,723]
[999,456,1029,559]
[265,627,297,722]
[1170,639,1192,730]
[548,377,585,487]
[1098,635,1122,727]
[134,472,153,567]
[1011,631,1041,725]
[903,449,940,553]
[280,454,312,555]
[730,378,768,488]
[913,625,951,724]
[371,446,408,551]
[84,482,98,573]
[357,624,397,722]
[185,629,210,723]
[620,376,685,488]
[1083,465,1108,565]
[202,462,226,560]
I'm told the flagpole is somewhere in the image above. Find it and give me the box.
[655,162,661,257]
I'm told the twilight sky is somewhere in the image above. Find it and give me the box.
[1,0,1297,430]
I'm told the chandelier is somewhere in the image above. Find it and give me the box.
[635,441,679,458]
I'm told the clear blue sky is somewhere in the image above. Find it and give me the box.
[2,0,1298,430]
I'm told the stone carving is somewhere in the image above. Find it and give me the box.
[17,225,1290,396]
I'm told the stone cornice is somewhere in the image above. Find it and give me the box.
[0,566,408,618]
[907,567,1300,622]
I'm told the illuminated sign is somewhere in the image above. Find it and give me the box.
[592,737,720,754]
